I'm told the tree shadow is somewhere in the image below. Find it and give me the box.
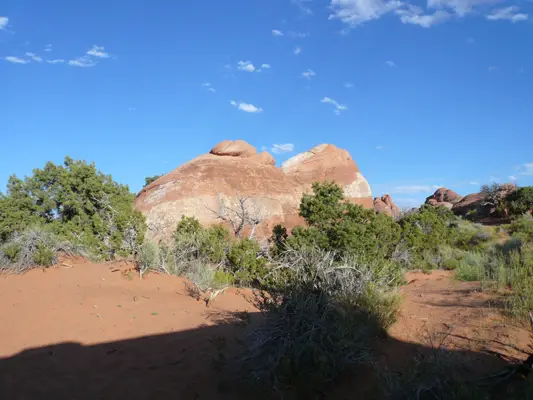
[0,311,529,400]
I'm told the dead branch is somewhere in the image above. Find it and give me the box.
[204,193,264,239]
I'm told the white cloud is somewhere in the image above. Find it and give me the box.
[288,31,310,38]
[385,60,396,67]
[4,56,29,64]
[237,60,256,72]
[321,97,347,115]
[294,47,302,55]
[236,61,270,73]
[271,143,295,154]
[202,82,216,92]
[301,69,316,80]
[489,176,500,182]
[395,6,451,27]
[0,16,8,30]
[329,0,403,27]
[469,181,480,186]
[509,175,517,182]
[25,52,42,62]
[486,6,528,23]
[128,107,137,112]
[376,145,384,150]
[390,185,441,194]
[230,100,263,113]
[68,56,97,68]
[329,0,518,29]
[87,45,109,58]
[427,0,495,17]
[46,59,65,64]
[272,29,284,36]
[292,0,313,15]
[344,82,354,88]
[488,65,498,71]
[44,44,52,52]
[519,163,533,176]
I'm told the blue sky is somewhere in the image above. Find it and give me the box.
[1,0,532,208]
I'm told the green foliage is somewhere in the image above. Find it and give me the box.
[184,261,233,301]
[174,215,203,236]
[0,227,87,273]
[451,220,494,250]
[138,241,160,272]
[33,243,55,266]
[2,243,21,263]
[480,182,509,217]
[399,205,455,259]
[203,225,231,264]
[442,258,460,270]
[243,248,400,395]
[454,256,486,282]
[435,244,467,270]
[299,181,345,229]
[0,157,146,259]
[173,217,231,264]
[213,269,235,286]
[503,244,533,321]
[285,226,329,251]
[269,224,288,257]
[505,186,533,216]
[144,175,162,187]
[357,284,401,329]
[227,238,267,285]
[507,213,533,243]
[289,181,401,262]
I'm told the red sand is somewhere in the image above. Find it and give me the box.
[0,262,531,399]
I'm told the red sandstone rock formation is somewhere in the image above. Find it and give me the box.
[374,194,400,218]
[135,140,373,240]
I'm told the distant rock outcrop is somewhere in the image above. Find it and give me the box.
[135,140,374,240]
[451,183,516,218]
[425,184,518,221]
[374,195,400,218]
[425,188,463,210]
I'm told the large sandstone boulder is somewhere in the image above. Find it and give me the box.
[135,140,373,240]
[209,140,256,157]
[425,187,463,209]
[374,194,400,218]
[452,192,486,216]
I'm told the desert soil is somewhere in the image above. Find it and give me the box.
[0,261,531,399]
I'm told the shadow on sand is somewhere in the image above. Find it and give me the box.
[0,310,528,400]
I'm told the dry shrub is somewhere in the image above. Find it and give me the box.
[241,246,401,395]
[0,227,89,274]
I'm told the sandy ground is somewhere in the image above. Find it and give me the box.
[0,261,531,399]
[390,270,532,364]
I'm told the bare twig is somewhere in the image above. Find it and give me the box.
[204,193,264,239]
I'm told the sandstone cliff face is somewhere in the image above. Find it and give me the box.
[134,140,373,240]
